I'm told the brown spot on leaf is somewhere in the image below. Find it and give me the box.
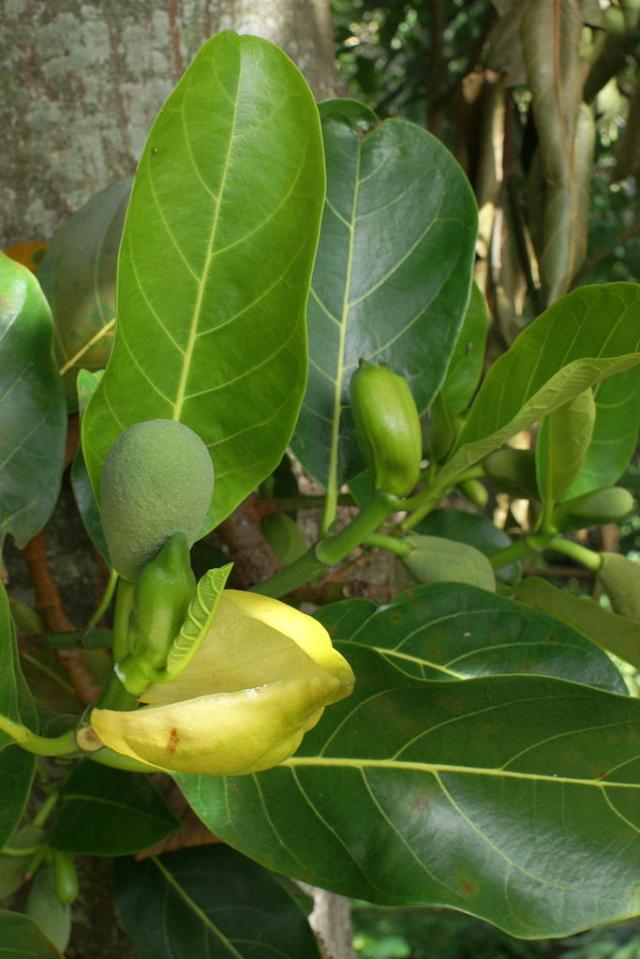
[167,728,180,753]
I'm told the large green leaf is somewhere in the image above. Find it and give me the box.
[82,31,325,530]
[315,582,626,691]
[179,644,640,939]
[512,577,640,671]
[38,179,130,408]
[115,846,322,958]
[0,583,37,847]
[563,366,640,499]
[0,254,66,553]
[427,284,640,502]
[49,761,179,856]
[290,99,478,486]
[0,912,63,959]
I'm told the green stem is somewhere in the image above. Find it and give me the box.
[252,492,398,598]
[112,577,134,662]
[87,747,163,774]
[0,717,78,757]
[33,792,59,828]
[489,537,538,570]
[363,533,412,558]
[96,671,139,711]
[0,844,41,857]
[86,569,118,630]
[546,537,603,572]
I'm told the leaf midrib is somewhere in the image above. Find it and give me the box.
[284,755,638,790]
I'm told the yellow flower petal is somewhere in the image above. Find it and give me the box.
[91,672,342,775]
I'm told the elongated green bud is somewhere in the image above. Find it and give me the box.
[350,362,422,497]
[458,478,489,509]
[51,851,79,905]
[553,486,634,531]
[402,534,496,592]
[597,552,640,620]
[126,532,196,671]
[483,448,539,499]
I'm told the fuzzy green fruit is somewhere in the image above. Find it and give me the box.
[100,419,214,581]
[597,552,640,620]
[403,534,496,592]
[553,487,634,531]
[350,361,422,497]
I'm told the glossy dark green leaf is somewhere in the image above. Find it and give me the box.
[0,912,63,958]
[428,284,640,505]
[50,760,179,856]
[38,179,130,408]
[415,508,519,584]
[563,367,640,499]
[180,644,640,939]
[115,846,322,958]
[513,577,640,671]
[316,583,625,691]
[291,98,477,487]
[0,254,66,552]
[82,32,325,532]
[0,584,38,846]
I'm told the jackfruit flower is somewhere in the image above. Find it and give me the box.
[88,590,354,775]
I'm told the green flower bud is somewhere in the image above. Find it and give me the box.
[483,448,538,499]
[553,487,634,531]
[402,534,496,592]
[100,419,214,581]
[350,362,422,497]
[51,851,79,905]
[597,552,640,620]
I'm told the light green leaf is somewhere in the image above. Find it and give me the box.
[563,366,640,499]
[536,387,596,507]
[179,644,640,939]
[429,284,640,502]
[26,868,71,954]
[0,254,66,552]
[512,577,640,671]
[166,564,232,678]
[290,98,477,488]
[82,31,325,531]
[114,846,323,958]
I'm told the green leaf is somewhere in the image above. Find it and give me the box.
[316,583,626,691]
[71,370,110,564]
[0,583,37,846]
[114,846,323,958]
[290,98,478,487]
[82,31,325,531]
[49,760,179,856]
[415,508,519,585]
[0,825,45,898]
[536,388,596,508]
[165,563,232,679]
[38,179,130,408]
[431,284,640,500]
[26,868,71,954]
[430,282,489,462]
[0,911,63,958]
[179,644,640,939]
[563,367,640,499]
[512,577,640,671]
[0,253,66,552]
[261,513,308,564]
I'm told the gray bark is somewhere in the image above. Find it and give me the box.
[0,0,338,246]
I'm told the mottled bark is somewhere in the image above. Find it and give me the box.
[1,0,338,246]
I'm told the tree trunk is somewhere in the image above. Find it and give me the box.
[0,0,338,246]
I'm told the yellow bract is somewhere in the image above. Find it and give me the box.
[90,590,354,775]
